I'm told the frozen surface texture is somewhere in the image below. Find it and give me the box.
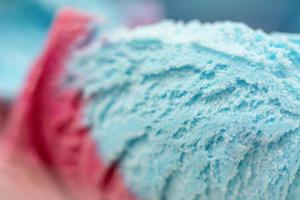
[70,21,300,200]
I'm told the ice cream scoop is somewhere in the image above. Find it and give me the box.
[6,9,300,200]
[68,21,300,200]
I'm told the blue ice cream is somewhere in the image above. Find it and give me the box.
[69,21,300,200]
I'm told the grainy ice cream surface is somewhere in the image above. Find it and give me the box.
[68,21,300,200]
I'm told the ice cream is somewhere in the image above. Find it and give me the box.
[6,10,300,200]
[68,21,300,200]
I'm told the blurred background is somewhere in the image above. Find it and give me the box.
[0,0,300,130]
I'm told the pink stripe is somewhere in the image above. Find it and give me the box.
[5,9,135,200]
